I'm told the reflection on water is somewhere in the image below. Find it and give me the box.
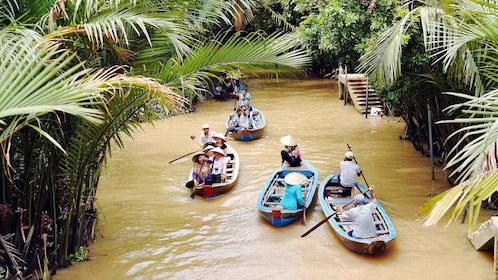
[56,79,493,280]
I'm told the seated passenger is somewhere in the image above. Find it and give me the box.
[185,152,212,188]
[210,147,228,184]
[212,133,228,154]
[337,186,377,238]
[279,172,306,210]
[280,135,302,167]
[229,108,249,132]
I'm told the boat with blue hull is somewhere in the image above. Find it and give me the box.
[318,174,396,254]
[256,160,319,227]
[225,107,265,141]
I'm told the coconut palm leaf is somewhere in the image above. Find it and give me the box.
[41,0,192,58]
[0,234,25,277]
[0,27,106,146]
[153,30,311,92]
[360,0,498,229]
[418,88,498,228]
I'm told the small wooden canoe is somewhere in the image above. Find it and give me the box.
[225,107,265,141]
[213,91,238,101]
[256,160,319,227]
[318,174,396,254]
[189,143,239,198]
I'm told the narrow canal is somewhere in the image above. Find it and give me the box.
[57,79,493,280]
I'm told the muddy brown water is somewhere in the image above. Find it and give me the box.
[56,79,493,280]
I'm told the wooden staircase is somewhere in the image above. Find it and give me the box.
[338,74,383,115]
[468,217,498,278]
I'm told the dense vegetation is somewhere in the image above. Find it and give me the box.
[3,0,498,278]
[0,1,310,279]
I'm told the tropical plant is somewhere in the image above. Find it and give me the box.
[358,0,498,230]
[291,0,404,76]
[0,0,311,277]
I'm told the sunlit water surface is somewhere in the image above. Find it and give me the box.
[56,79,493,280]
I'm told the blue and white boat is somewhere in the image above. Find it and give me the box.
[225,107,265,141]
[256,160,319,227]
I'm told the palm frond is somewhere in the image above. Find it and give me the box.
[0,234,26,276]
[438,89,498,181]
[0,27,106,144]
[157,30,311,89]
[421,172,498,229]
[358,6,420,86]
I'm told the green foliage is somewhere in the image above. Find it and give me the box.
[69,246,89,262]
[293,0,404,74]
[0,0,311,277]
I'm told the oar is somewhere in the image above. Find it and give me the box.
[190,186,197,199]
[225,99,238,136]
[302,178,310,225]
[301,189,369,237]
[302,188,307,225]
[169,136,198,164]
[169,149,200,164]
[347,144,370,188]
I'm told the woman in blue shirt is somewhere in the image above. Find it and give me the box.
[279,172,305,210]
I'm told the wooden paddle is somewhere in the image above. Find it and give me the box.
[169,149,200,164]
[169,136,198,164]
[190,186,197,199]
[225,99,238,137]
[300,189,369,238]
[347,144,371,188]
[302,179,310,225]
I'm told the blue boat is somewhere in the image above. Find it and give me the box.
[225,107,265,141]
[256,160,319,227]
[318,174,396,254]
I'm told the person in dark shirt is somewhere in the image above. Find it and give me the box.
[280,135,302,167]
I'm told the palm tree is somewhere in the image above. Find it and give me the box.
[358,0,498,229]
[0,0,311,277]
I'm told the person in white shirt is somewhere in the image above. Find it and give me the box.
[338,151,362,196]
[210,147,228,183]
[228,108,249,132]
[337,186,377,239]
[198,123,216,148]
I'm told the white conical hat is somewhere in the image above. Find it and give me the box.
[211,147,225,156]
[280,135,297,146]
[284,172,306,185]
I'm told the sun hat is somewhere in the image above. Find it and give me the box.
[192,151,208,162]
[280,135,297,146]
[211,147,225,156]
[203,145,215,151]
[213,133,226,142]
[354,194,369,205]
[284,172,306,186]
[345,151,354,160]
[202,123,210,129]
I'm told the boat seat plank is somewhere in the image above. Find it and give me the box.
[327,198,354,204]
[337,221,383,226]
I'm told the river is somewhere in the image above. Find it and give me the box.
[56,79,493,280]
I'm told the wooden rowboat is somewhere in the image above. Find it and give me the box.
[256,160,319,227]
[189,143,239,198]
[213,91,238,101]
[225,107,265,141]
[318,174,396,254]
